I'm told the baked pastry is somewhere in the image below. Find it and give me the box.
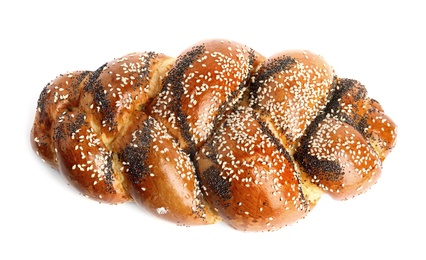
[31,39,397,231]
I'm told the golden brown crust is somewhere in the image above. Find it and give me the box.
[197,107,314,231]
[31,39,397,231]
[31,71,91,168]
[250,50,336,151]
[119,115,218,225]
[330,78,397,161]
[78,52,174,144]
[294,78,397,200]
[295,116,382,200]
[54,112,131,203]
[148,39,263,151]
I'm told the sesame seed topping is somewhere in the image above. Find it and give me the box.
[32,39,396,231]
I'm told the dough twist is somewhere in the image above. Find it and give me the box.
[31,39,397,231]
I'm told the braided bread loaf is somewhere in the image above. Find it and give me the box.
[31,39,397,231]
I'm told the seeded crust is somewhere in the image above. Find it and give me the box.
[31,39,397,231]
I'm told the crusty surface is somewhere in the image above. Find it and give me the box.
[250,50,336,152]
[197,106,314,231]
[31,39,397,231]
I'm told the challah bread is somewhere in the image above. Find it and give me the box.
[31,39,397,231]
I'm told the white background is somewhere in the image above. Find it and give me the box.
[1,0,424,259]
